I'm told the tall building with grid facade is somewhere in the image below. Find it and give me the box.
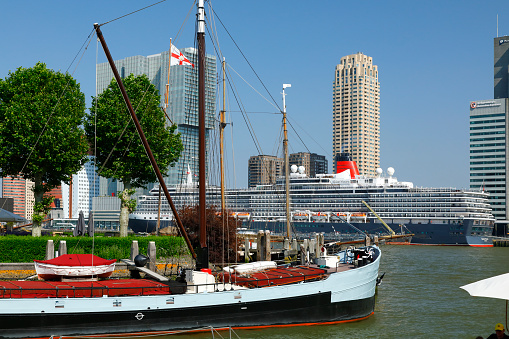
[494,36,509,99]
[468,36,509,227]
[248,155,283,188]
[469,99,508,222]
[289,152,328,177]
[96,47,216,187]
[61,155,100,219]
[332,53,380,176]
[1,176,33,220]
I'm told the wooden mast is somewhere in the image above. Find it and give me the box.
[197,0,208,269]
[282,84,292,241]
[220,58,226,212]
[93,23,197,260]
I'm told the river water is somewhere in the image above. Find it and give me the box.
[148,245,509,339]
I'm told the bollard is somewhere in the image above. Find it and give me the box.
[59,240,67,256]
[292,238,298,252]
[309,238,316,262]
[365,235,371,246]
[283,238,290,251]
[257,230,264,262]
[264,230,271,261]
[244,237,251,262]
[300,244,306,265]
[130,240,139,261]
[46,240,54,260]
[148,241,156,272]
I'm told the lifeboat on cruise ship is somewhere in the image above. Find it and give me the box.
[293,212,309,221]
[330,213,347,221]
[235,212,251,220]
[351,213,367,222]
[311,213,327,222]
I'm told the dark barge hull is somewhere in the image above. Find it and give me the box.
[0,293,375,338]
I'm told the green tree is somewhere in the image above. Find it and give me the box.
[0,62,89,236]
[85,74,183,236]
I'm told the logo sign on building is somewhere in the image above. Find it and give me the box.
[500,39,509,45]
[470,100,501,109]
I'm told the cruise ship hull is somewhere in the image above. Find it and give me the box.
[129,218,494,246]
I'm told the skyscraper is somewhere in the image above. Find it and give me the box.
[332,52,380,176]
[468,36,509,232]
[248,155,283,188]
[61,155,100,219]
[494,36,509,99]
[96,47,217,187]
[469,99,508,222]
[1,176,33,220]
[289,152,328,177]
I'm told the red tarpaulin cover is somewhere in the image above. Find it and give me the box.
[34,254,116,267]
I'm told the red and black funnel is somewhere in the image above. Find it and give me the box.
[335,152,359,179]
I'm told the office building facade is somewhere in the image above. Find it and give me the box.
[1,177,33,220]
[469,99,509,222]
[494,36,509,99]
[468,36,509,228]
[332,52,380,176]
[248,155,283,188]
[61,156,100,219]
[289,152,328,177]
[96,47,217,187]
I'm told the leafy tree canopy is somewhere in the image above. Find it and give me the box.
[85,74,182,189]
[0,62,88,194]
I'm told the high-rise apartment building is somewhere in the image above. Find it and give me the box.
[61,156,100,219]
[332,52,380,176]
[1,176,33,220]
[289,152,328,177]
[248,155,283,188]
[96,47,217,187]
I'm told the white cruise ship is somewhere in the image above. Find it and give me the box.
[130,154,495,246]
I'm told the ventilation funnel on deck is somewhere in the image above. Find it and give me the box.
[335,152,359,179]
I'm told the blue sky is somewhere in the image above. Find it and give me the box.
[1,1,509,189]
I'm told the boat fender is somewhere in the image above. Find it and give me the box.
[134,254,149,267]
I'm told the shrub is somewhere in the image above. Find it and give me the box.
[0,235,189,262]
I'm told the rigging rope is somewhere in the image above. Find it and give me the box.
[18,29,96,179]
[99,0,168,27]
[207,4,281,112]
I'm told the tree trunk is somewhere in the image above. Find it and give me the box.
[32,180,44,237]
[118,185,133,237]
[119,206,129,237]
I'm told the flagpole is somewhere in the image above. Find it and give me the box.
[165,39,172,118]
